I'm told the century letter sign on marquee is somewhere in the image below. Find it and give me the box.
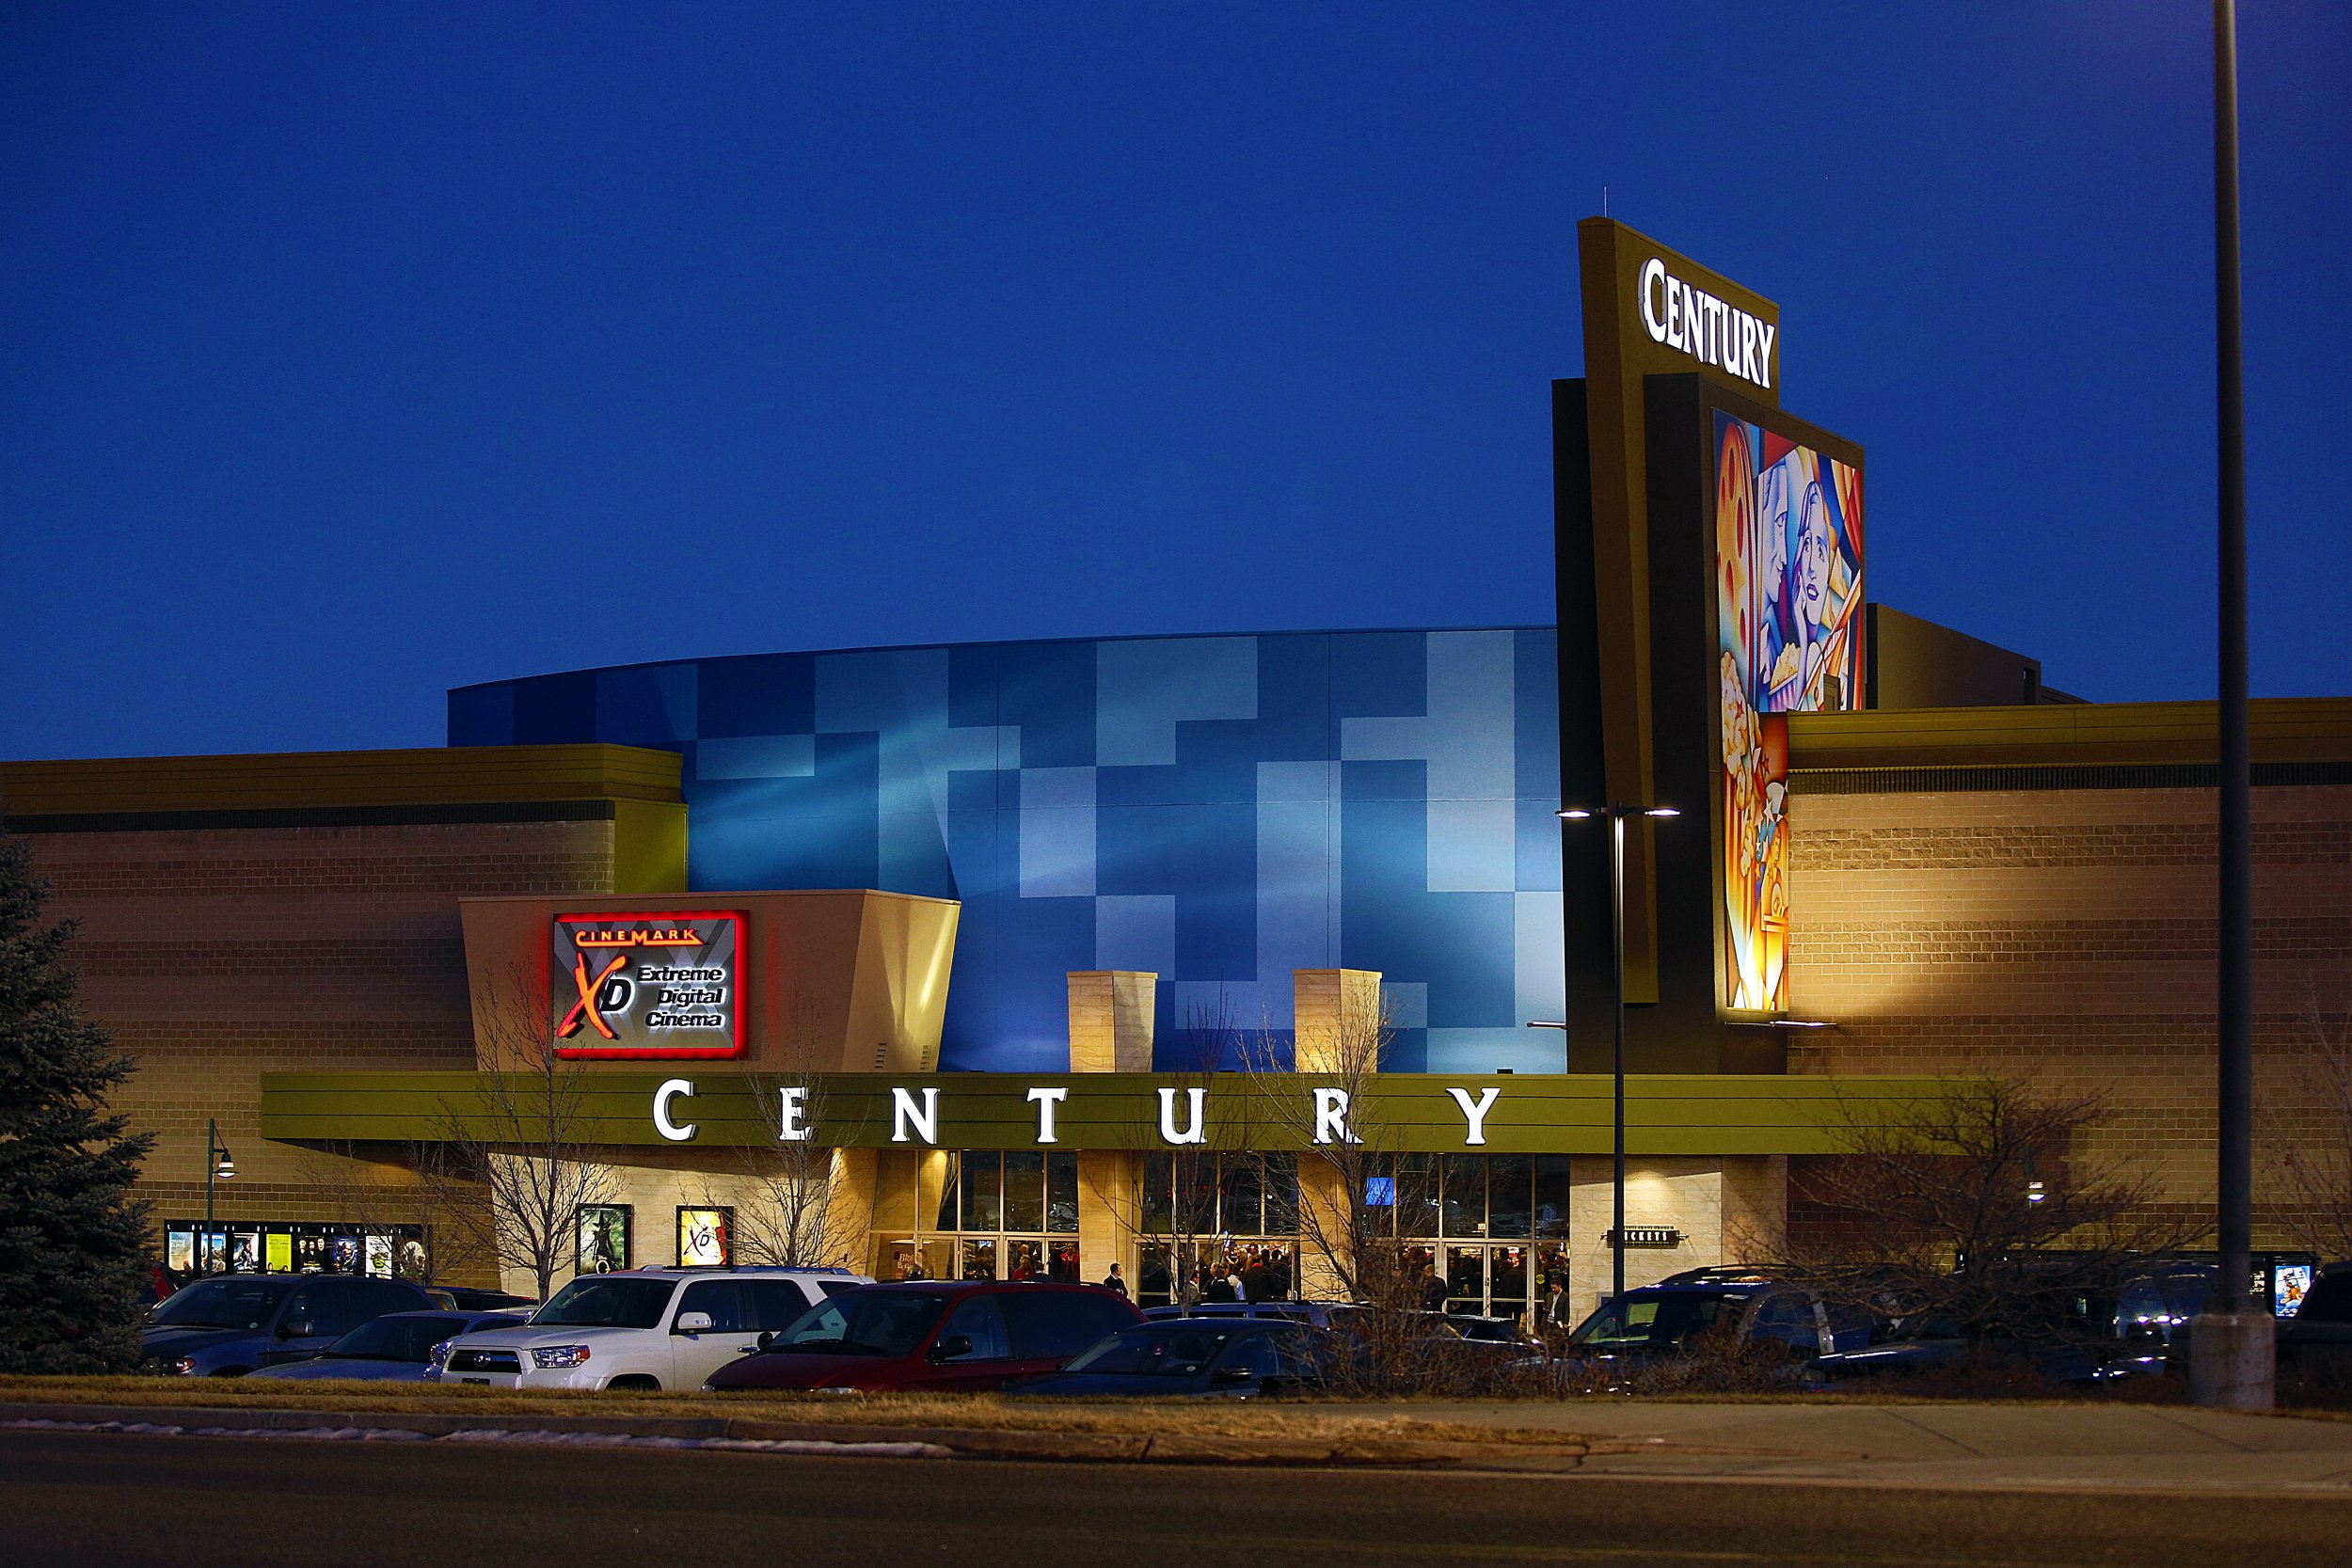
[1638,257,1774,391]
[551,911,746,1059]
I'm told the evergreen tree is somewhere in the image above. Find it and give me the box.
[0,823,155,1371]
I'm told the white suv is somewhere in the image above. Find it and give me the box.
[431,1267,871,1392]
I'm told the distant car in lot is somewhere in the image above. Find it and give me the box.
[1009,1318,1333,1398]
[705,1280,1144,1394]
[431,1267,870,1392]
[2277,1261,2352,1375]
[432,1287,538,1312]
[246,1309,527,1383]
[1553,1278,1874,1382]
[1140,1300,1349,1328]
[143,1274,440,1377]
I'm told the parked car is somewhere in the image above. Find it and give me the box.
[142,1274,440,1377]
[2270,1260,2352,1376]
[430,1266,870,1392]
[246,1309,527,1383]
[1140,1300,1349,1328]
[433,1286,538,1312]
[1552,1278,1875,1383]
[1811,1260,2221,1386]
[705,1279,1144,1394]
[1009,1317,1334,1398]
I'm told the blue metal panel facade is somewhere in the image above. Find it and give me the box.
[451,630,1567,1075]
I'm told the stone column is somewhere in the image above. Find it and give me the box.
[1068,971,1156,1072]
[1070,971,1155,1288]
[824,1147,879,1275]
[1293,968,1383,1073]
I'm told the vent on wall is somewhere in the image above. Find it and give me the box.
[874,1043,887,1069]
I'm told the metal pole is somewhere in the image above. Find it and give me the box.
[1611,810,1628,1306]
[205,1117,217,1271]
[2215,0,2251,1320]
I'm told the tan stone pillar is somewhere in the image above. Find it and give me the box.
[824,1148,879,1275]
[1068,971,1156,1072]
[1069,972,1156,1286]
[1293,969,1383,1073]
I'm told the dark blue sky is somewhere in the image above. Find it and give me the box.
[4,3,2347,760]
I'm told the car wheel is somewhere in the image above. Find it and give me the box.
[605,1374,661,1391]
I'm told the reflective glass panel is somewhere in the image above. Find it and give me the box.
[1487,1155,1533,1239]
[961,1151,1002,1232]
[1046,1152,1080,1233]
[1002,1151,1045,1233]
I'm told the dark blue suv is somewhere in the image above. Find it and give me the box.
[143,1274,437,1377]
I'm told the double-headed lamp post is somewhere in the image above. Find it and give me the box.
[204,1118,235,1271]
[1558,803,1679,1307]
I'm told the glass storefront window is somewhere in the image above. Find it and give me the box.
[1396,1154,1438,1236]
[961,1151,1003,1232]
[1441,1156,1486,1237]
[1002,1151,1045,1233]
[1141,1152,1174,1235]
[1263,1153,1299,1235]
[1487,1155,1533,1239]
[1534,1155,1573,1240]
[1046,1152,1079,1234]
[1221,1155,1263,1236]
[961,1238,997,1280]
[934,1153,961,1232]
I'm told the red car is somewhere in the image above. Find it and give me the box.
[702,1279,1142,1393]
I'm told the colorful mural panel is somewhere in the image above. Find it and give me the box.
[1712,411,1863,1013]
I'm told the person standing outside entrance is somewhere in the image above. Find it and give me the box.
[1100,1262,1128,1298]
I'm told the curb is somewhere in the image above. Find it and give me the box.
[0,1401,1592,1470]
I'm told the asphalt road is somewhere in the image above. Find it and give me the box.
[7,1429,2352,1568]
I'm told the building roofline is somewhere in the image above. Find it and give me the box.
[0,744,684,817]
[1788,697,2352,770]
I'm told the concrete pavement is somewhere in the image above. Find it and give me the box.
[9,1392,2352,1495]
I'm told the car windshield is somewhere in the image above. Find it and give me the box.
[1569,1291,1750,1350]
[151,1278,294,1331]
[532,1277,675,1329]
[1060,1324,1239,1376]
[324,1315,468,1362]
[773,1292,948,1355]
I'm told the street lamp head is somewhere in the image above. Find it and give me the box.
[1644,807,1680,819]
[214,1150,235,1180]
[1556,808,1593,820]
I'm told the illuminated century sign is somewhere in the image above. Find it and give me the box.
[1638,256,1775,391]
[551,911,745,1059]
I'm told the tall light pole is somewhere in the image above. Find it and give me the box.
[1559,803,1678,1305]
[204,1118,235,1272]
[2193,0,2272,1411]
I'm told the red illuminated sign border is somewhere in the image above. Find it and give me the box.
[552,910,747,1060]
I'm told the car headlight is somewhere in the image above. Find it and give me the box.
[168,1356,197,1376]
[427,1339,455,1370]
[814,1386,862,1395]
[532,1345,592,1369]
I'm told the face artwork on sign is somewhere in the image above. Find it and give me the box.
[1713,411,1863,1014]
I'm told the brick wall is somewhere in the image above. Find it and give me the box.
[24,819,621,1261]
[1786,783,2352,1249]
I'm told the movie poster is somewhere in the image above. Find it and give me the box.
[579,1206,631,1273]
[167,1229,195,1274]
[676,1207,731,1268]
[1713,410,1864,1013]
[264,1231,293,1273]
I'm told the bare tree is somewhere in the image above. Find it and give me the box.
[434,970,616,1302]
[691,1070,875,1270]
[1754,1075,2188,1380]
[2272,996,2352,1261]
[288,1139,489,1284]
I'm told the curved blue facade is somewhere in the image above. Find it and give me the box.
[450,629,1568,1075]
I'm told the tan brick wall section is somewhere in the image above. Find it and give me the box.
[25,819,621,1271]
[1787,783,2352,1248]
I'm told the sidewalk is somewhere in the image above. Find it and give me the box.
[10,1394,2352,1495]
[1407,1399,2352,1493]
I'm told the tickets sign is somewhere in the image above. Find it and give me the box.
[551,911,746,1059]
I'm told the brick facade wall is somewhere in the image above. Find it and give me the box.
[25,819,621,1265]
[1786,783,2352,1249]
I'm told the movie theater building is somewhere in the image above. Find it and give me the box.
[6,221,2344,1319]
